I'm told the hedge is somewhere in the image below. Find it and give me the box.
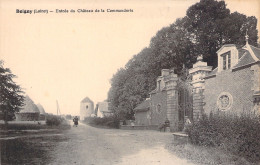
[84,116,120,128]
[186,111,260,163]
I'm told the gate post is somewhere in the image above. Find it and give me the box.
[164,69,179,132]
[189,55,212,121]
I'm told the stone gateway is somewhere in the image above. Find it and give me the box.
[134,36,260,131]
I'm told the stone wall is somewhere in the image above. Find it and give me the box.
[204,67,254,114]
[166,89,179,131]
[15,113,40,121]
[164,71,179,132]
[135,111,150,125]
[150,91,167,125]
[192,89,204,121]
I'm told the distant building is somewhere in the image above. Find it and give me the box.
[134,99,151,125]
[97,101,113,118]
[37,104,46,114]
[80,97,94,120]
[37,104,46,120]
[15,95,40,121]
[134,69,170,128]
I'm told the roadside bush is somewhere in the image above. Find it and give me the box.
[186,111,260,163]
[84,116,120,128]
[46,115,63,126]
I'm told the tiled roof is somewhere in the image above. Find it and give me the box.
[233,50,256,69]
[19,96,40,113]
[205,67,218,79]
[207,44,260,76]
[233,44,260,69]
[238,48,247,58]
[134,99,150,112]
[249,45,260,60]
[37,104,46,114]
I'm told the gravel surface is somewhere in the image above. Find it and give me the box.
[48,122,194,165]
[1,122,194,165]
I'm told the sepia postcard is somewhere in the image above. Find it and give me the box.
[0,0,260,164]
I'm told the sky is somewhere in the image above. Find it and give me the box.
[0,0,259,115]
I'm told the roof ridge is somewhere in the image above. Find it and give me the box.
[242,44,259,61]
[249,44,260,50]
[248,45,259,61]
[232,51,247,69]
[216,44,236,53]
[81,97,94,103]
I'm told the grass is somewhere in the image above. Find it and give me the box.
[167,141,256,165]
[1,132,69,164]
[0,119,71,131]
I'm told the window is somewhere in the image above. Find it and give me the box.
[223,55,226,70]
[222,51,231,70]
[158,80,161,91]
[227,53,231,69]
[217,92,233,111]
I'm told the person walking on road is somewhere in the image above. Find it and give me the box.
[73,116,79,127]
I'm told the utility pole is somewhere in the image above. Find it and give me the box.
[56,100,61,116]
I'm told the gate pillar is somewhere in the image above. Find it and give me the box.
[164,69,179,132]
[189,55,212,121]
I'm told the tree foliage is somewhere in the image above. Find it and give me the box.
[108,0,258,119]
[0,60,25,123]
[185,0,258,67]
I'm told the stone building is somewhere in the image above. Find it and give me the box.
[149,70,168,126]
[15,95,40,121]
[96,101,113,118]
[134,36,260,132]
[190,36,260,118]
[134,69,182,131]
[134,99,151,125]
[80,97,94,120]
[37,104,46,120]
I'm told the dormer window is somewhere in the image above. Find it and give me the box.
[217,44,239,73]
[222,51,231,70]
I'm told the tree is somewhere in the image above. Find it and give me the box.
[0,60,25,124]
[108,0,259,120]
[185,0,258,67]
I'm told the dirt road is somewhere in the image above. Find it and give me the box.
[48,122,194,165]
[1,122,194,165]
